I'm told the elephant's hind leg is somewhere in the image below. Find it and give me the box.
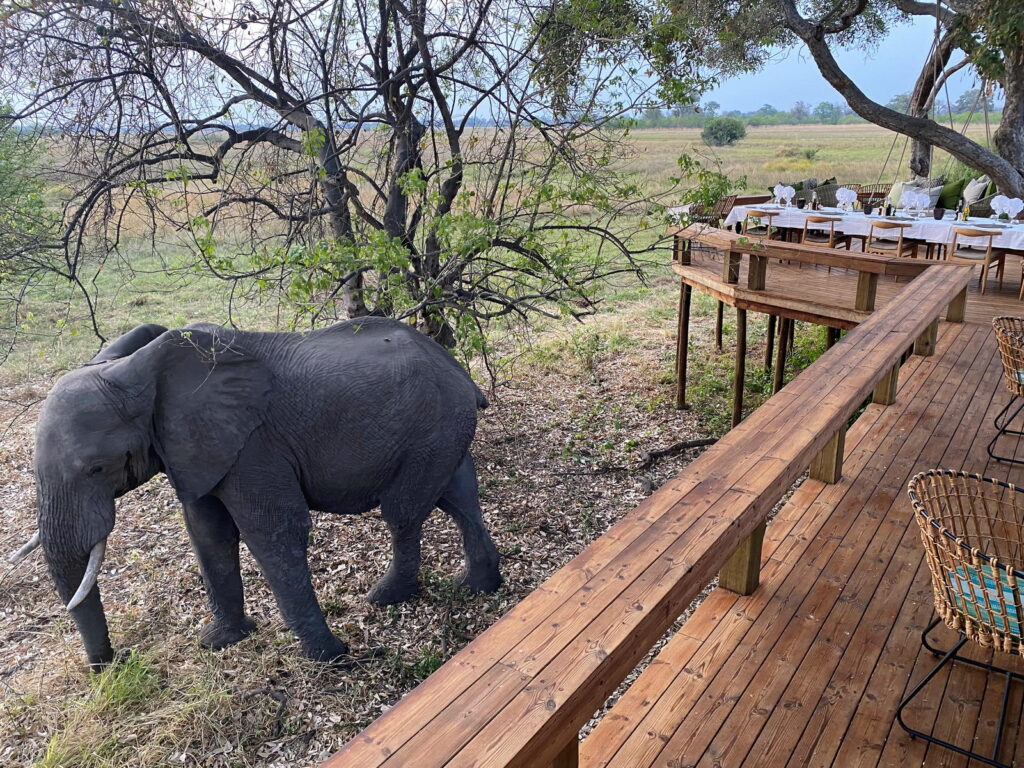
[182,496,256,650]
[436,453,501,593]
[367,507,429,605]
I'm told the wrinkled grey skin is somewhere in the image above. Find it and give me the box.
[34,318,500,671]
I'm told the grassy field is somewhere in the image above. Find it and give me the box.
[625,123,996,193]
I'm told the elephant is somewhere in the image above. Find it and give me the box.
[10,317,501,671]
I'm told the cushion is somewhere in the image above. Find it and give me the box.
[903,180,943,206]
[948,563,1022,637]
[887,181,904,205]
[987,180,998,197]
[964,175,991,205]
[938,178,966,209]
[913,174,945,187]
[821,176,837,186]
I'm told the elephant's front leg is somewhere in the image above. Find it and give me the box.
[223,494,348,662]
[182,496,256,650]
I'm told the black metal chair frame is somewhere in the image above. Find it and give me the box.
[897,616,1024,768]
[988,395,1024,466]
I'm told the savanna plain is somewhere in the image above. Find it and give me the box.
[0,124,968,767]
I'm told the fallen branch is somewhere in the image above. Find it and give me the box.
[636,437,718,470]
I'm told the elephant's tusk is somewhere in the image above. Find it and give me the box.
[8,532,40,564]
[66,539,106,611]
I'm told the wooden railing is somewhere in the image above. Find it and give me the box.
[323,260,972,768]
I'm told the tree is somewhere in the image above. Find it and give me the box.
[791,101,811,122]
[812,102,844,124]
[702,117,746,146]
[887,93,912,114]
[0,0,709,351]
[703,101,721,118]
[953,87,996,114]
[666,0,1024,195]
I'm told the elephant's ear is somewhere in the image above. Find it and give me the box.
[101,328,274,503]
[88,324,169,364]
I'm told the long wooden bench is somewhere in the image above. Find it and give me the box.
[322,263,972,768]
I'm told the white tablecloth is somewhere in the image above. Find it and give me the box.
[720,205,1024,251]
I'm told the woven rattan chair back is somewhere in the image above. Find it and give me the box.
[993,317,1024,399]
[908,470,1024,655]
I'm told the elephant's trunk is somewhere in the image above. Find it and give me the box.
[40,495,116,671]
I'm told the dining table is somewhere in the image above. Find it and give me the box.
[719,203,1024,251]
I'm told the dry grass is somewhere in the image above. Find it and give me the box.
[626,123,995,193]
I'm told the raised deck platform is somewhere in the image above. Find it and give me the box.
[583,321,1024,767]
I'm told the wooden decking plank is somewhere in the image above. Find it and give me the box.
[593,321,983,765]
[705,323,995,768]
[665,326,988,767]
[855,331,1008,768]
[798,333,999,765]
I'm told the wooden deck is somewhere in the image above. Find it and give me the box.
[582,320,1024,767]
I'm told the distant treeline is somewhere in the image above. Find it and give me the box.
[630,88,1004,130]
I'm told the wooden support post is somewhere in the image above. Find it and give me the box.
[764,314,776,371]
[773,317,790,394]
[732,308,747,427]
[747,254,767,290]
[721,252,741,284]
[855,272,878,312]
[715,301,724,351]
[873,363,900,405]
[914,318,939,356]
[946,286,967,322]
[719,520,766,595]
[809,425,846,484]
[826,326,839,349]
[675,283,691,410]
[549,736,579,768]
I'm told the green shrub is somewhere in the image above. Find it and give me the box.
[701,117,747,146]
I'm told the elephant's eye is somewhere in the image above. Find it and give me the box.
[87,465,104,476]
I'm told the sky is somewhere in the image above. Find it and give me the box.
[704,16,988,112]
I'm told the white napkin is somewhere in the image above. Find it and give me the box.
[773,184,785,204]
[916,191,931,210]
[836,187,857,206]
[992,195,1009,215]
[782,185,796,203]
[900,191,918,209]
[1009,198,1024,219]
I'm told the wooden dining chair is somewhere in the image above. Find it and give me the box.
[741,209,779,239]
[944,227,1005,295]
[800,215,852,249]
[864,221,917,257]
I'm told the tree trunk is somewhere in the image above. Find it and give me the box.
[907,31,955,178]
[994,49,1024,180]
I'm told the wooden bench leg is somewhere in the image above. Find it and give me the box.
[872,363,899,405]
[722,252,741,284]
[914,318,939,356]
[550,736,579,768]
[763,314,776,371]
[675,283,691,410]
[732,308,746,427]
[747,254,767,290]
[719,520,766,596]
[855,272,878,312]
[946,286,967,322]
[715,301,724,351]
[809,425,846,484]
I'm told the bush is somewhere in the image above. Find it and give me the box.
[702,117,746,146]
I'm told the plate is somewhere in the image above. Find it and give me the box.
[971,222,1007,229]
[884,216,914,222]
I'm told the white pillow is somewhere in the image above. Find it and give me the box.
[963,175,990,205]
[887,181,904,205]
[903,181,943,206]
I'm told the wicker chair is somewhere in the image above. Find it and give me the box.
[970,194,996,219]
[858,183,889,207]
[989,317,1024,465]
[903,470,1024,768]
[689,194,737,227]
